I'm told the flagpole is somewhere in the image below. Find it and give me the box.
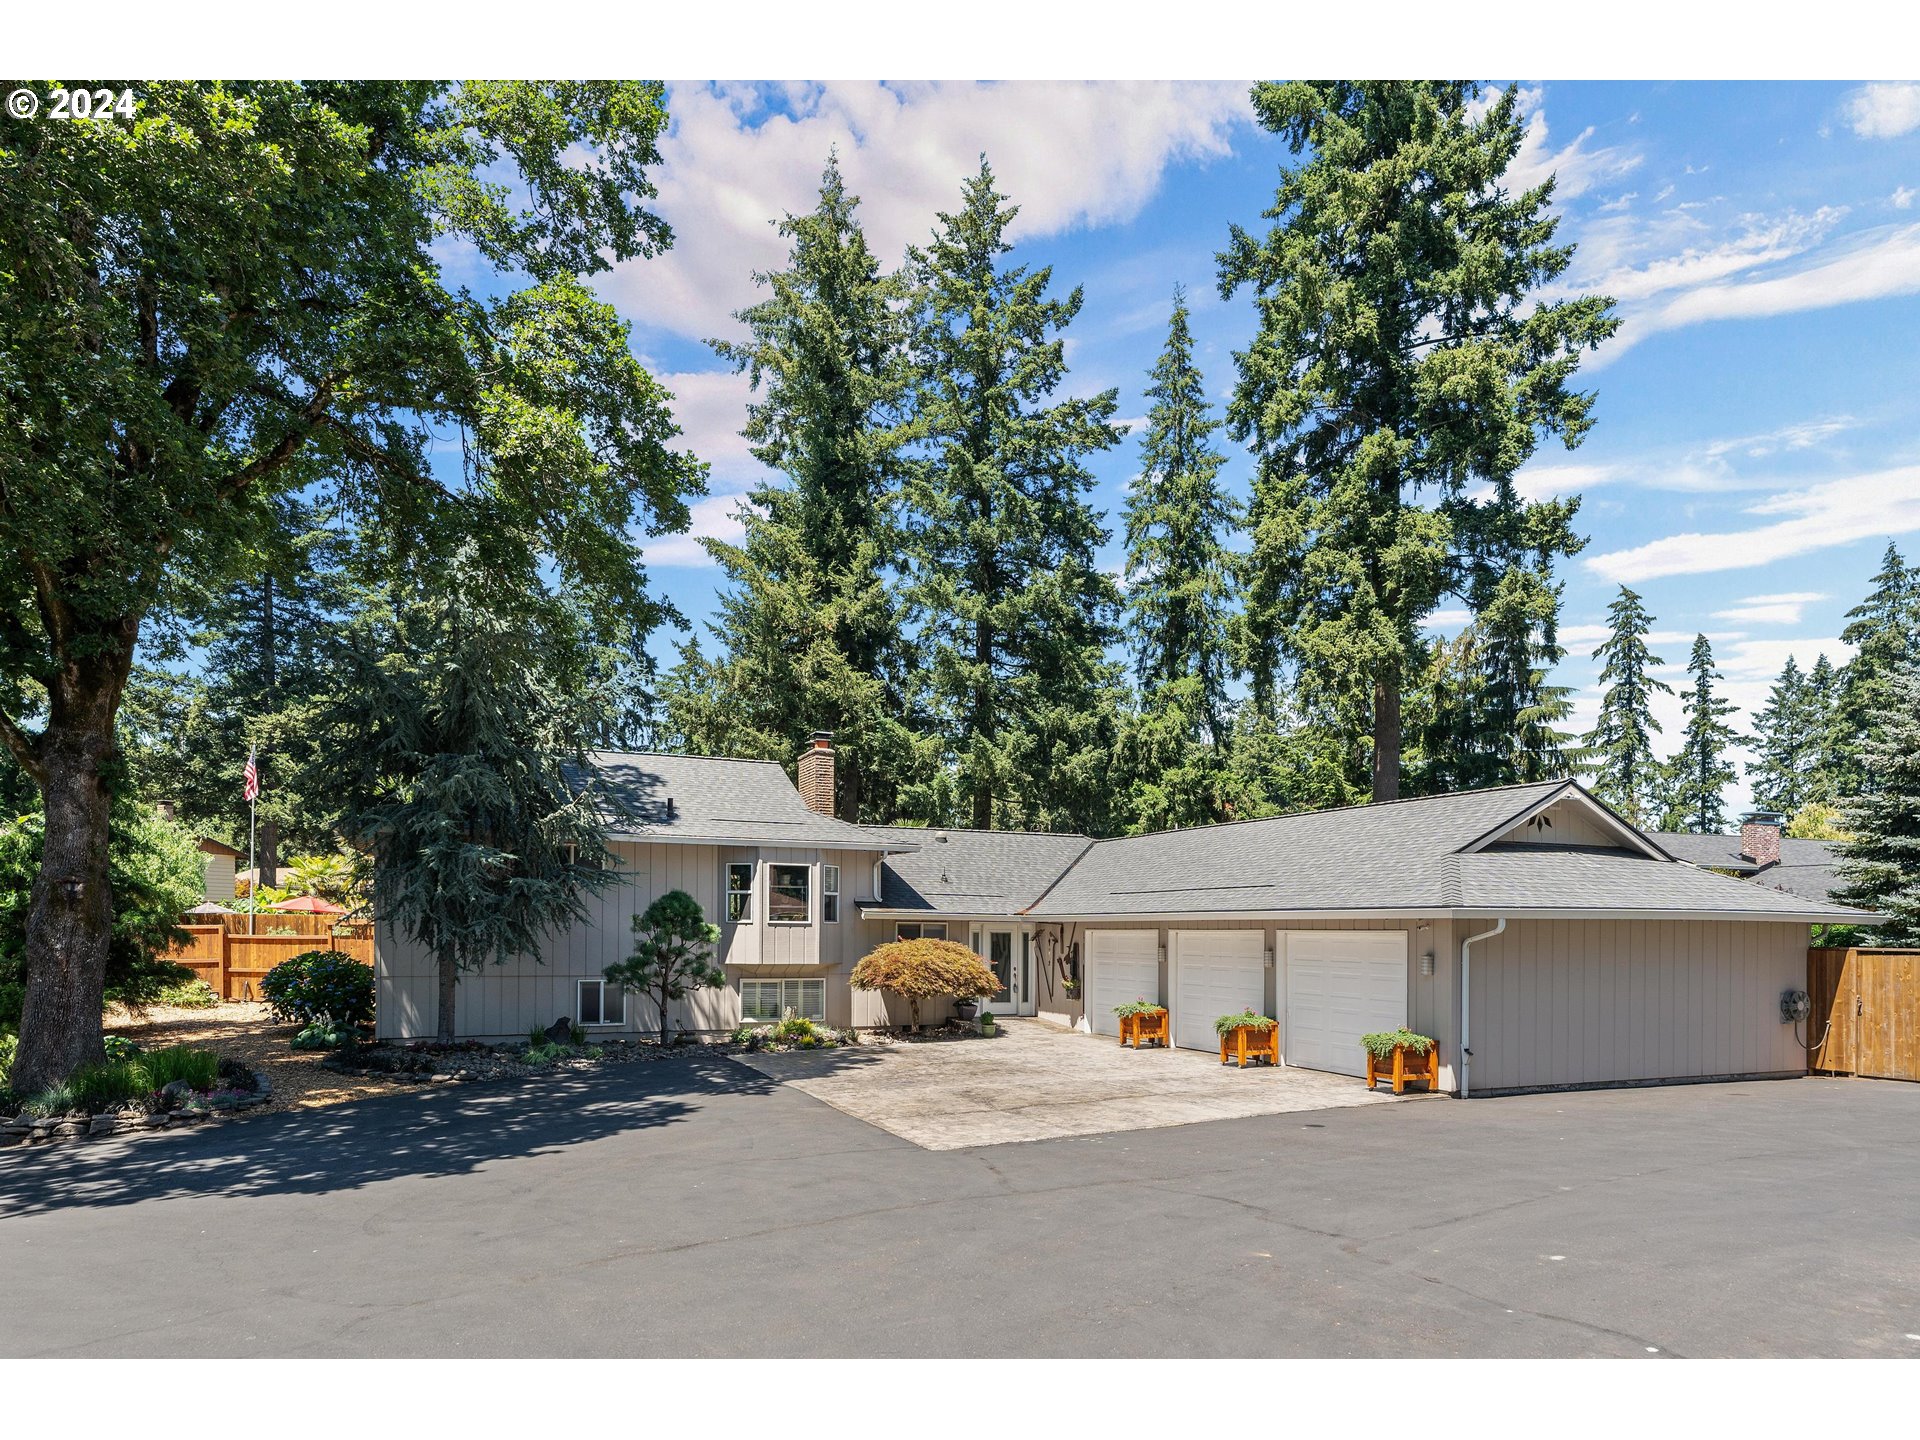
[246,746,258,937]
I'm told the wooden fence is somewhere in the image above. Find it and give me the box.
[167,921,374,1002]
[1807,948,1920,1082]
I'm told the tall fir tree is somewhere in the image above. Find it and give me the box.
[1122,288,1238,742]
[1581,586,1673,824]
[1218,81,1616,802]
[1747,654,1828,816]
[1805,653,1844,801]
[1659,633,1740,833]
[685,155,917,820]
[901,159,1125,832]
[1829,542,1920,797]
[1833,662,1920,943]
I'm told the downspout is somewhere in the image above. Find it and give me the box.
[1458,917,1506,1100]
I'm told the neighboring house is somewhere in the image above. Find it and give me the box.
[198,838,241,903]
[1651,812,1843,908]
[375,735,1879,1096]
[156,800,240,902]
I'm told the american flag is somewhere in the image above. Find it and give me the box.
[242,747,259,803]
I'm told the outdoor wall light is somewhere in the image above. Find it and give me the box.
[1420,952,1435,976]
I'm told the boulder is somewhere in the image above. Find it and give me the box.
[89,1115,117,1137]
[545,1017,574,1045]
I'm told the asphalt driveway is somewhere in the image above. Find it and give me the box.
[2,1056,1916,1357]
[734,1017,1399,1148]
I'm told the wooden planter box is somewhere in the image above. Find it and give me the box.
[1366,1042,1439,1094]
[1117,1009,1169,1049]
[1218,1023,1279,1068]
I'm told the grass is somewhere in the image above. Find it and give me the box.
[134,1044,221,1091]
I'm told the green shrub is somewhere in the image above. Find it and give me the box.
[260,950,374,1030]
[1360,1029,1434,1061]
[524,1040,596,1066]
[0,1031,15,1094]
[292,1021,355,1051]
[103,1034,143,1061]
[156,979,218,1008]
[1111,998,1165,1018]
[22,1080,76,1118]
[137,1045,220,1091]
[0,979,22,1030]
[1214,1010,1277,1036]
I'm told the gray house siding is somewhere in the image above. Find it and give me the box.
[1463,918,1807,1093]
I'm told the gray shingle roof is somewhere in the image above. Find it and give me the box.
[1649,833,1844,907]
[581,752,914,852]
[1455,848,1864,920]
[867,827,1094,915]
[1025,782,1568,917]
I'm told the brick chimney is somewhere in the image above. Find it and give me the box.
[797,731,836,817]
[1739,810,1783,869]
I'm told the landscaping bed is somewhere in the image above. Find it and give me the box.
[2,1036,268,1148]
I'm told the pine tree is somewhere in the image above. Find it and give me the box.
[1123,288,1238,743]
[1833,662,1920,943]
[1582,587,1673,823]
[1805,653,1844,800]
[901,159,1125,832]
[1659,633,1740,833]
[1829,543,1920,797]
[692,155,916,819]
[1219,81,1617,802]
[1748,654,1824,815]
[320,574,618,1041]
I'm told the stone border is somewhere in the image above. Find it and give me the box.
[0,1068,273,1149]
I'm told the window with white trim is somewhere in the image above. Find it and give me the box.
[822,865,840,923]
[740,977,826,1023]
[895,921,948,941]
[768,863,810,924]
[577,979,625,1027]
[725,862,753,923]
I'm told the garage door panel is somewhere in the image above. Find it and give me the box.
[1285,931,1407,1077]
[1086,930,1160,1037]
[1172,930,1265,1051]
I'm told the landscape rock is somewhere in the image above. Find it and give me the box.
[89,1115,117,1137]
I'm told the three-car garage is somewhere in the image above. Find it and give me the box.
[1081,926,1412,1077]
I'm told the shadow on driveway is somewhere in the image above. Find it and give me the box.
[0,1053,773,1218]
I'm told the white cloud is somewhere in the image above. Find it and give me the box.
[1586,465,1920,582]
[657,368,760,488]
[1497,87,1642,201]
[1580,207,1846,307]
[603,81,1250,343]
[1510,460,1624,502]
[1846,82,1920,140]
[1423,608,1473,630]
[1895,186,1917,211]
[642,491,754,568]
[1712,591,1828,625]
[1699,416,1854,461]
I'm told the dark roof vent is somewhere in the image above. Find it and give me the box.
[666,797,677,819]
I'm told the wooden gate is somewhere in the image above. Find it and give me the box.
[1807,948,1920,1082]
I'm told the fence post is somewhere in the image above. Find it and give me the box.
[217,926,230,1002]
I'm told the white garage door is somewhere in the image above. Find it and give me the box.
[1172,931,1266,1052]
[1285,931,1408,1076]
[1085,930,1160,1037]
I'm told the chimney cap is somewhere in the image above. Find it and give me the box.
[1741,809,1784,826]
[809,730,834,746]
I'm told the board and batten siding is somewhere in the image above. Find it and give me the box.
[375,842,883,1040]
[1464,918,1807,1093]
[201,851,237,902]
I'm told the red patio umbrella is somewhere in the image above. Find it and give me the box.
[268,894,346,914]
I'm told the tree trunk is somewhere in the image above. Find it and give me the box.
[260,813,280,891]
[10,720,118,1094]
[658,980,670,1046]
[436,947,457,1042]
[258,576,279,885]
[1372,671,1402,803]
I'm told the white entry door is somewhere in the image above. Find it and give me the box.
[1285,931,1409,1076]
[981,928,1031,1015]
[1171,931,1267,1052]
[1084,930,1160,1037]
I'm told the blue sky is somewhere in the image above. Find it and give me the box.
[595,80,1920,809]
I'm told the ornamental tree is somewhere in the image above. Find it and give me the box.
[0,82,702,1091]
[603,889,724,1046]
[850,937,1000,1031]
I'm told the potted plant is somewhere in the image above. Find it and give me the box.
[979,1010,997,1036]
[1214,1010,1279,1067]
[1112,997,1168,1049]
[1361,1029,1439,1094]
[953,999,979,1022]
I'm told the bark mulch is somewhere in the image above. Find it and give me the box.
[103,1001,399,1115]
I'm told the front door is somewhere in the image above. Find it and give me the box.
[982,928,1027,1015]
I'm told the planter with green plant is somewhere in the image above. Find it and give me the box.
[1112,997,1168,1049]
[1213,1010,1279,1067]
[978,1010,997,1036]
[1361,1029,1439,1093]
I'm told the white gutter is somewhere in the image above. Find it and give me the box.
[1458,917,1506,1100]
